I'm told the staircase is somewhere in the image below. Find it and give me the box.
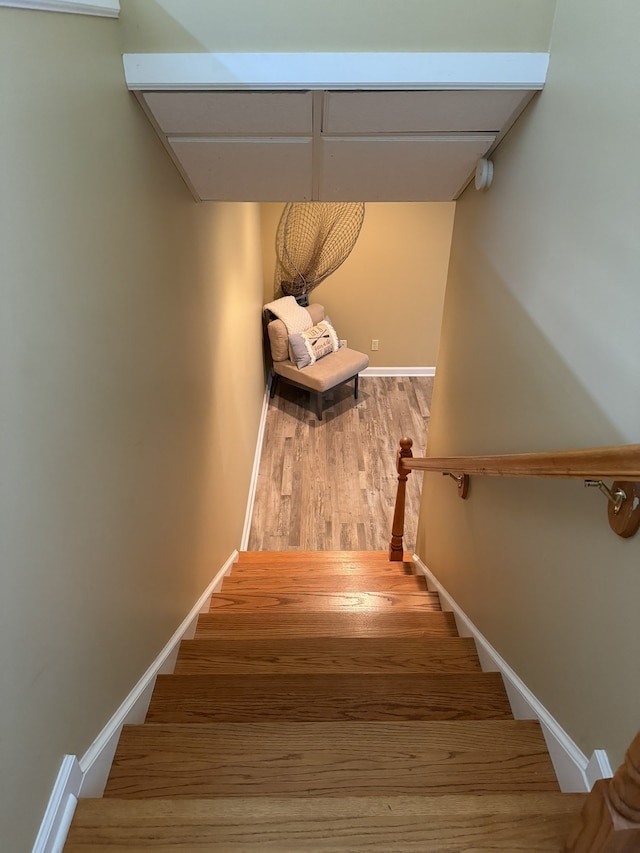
[64,551,585,851]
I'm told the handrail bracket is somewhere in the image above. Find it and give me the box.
[584,479,626,513]
[443,472,470,499]
[584,479,640,538]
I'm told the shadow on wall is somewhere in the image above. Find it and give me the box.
[427,238,629,459]
[120,1,208,52]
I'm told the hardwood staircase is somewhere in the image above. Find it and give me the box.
[64,551,585,851]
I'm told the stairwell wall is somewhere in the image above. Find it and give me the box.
[416,0,640,770]
[119,0,556,53]
[0,9,265,851]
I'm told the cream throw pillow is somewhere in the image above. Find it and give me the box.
[288,317,340,369]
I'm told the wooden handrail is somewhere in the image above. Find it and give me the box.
[400,444,640,479]
[389,439,640,557]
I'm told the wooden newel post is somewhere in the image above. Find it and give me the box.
[565,732,640,853]
[389,437,413,561]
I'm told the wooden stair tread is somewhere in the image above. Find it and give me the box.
[195,611,458,639]
[207,591,441,612]
[236,551,411,564]
[230,564,420,578]
[146,673,512,722]
[174,637,481,675]
[221,573,428,592]
[66,793,587,852]
[231,564,418,578]
[233,556,415,574]
[104,720,559,798]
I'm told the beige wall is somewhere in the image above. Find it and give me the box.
[261,203,455,367]
[120,0,555,52]
[0,10,265,850]
[416,0,640,769]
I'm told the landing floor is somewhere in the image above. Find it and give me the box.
[248,376,432,552]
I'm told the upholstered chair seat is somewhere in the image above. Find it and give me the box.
[265,303,369,420]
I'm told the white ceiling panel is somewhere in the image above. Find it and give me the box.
[320,135,495,201]
[144,91,313,135]
[169,137,313,201]
[323,90,531,134]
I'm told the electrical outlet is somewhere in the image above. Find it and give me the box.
[371,339,379,351]
[340,339,347,348]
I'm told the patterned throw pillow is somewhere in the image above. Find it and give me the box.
[288,317,340,369]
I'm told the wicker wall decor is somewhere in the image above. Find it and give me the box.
[274,202,365,299]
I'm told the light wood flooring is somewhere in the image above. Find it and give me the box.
[248,376,432,552]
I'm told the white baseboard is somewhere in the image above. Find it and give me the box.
[240,382,271,550]
[413,554,612,793]
[360,366,436,377]
[32,756,82,853]
[33,550,237,852]
[586,749,614,788]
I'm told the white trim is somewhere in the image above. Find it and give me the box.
[32,755,82,853]
[361,366,436,377]
[0,0,119,16]
[77,550,237,796]
[123,52,549,92]
[586,749,614,788]
[240,382,271,550]
[413,553,612,793]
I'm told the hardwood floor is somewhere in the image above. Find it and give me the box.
[248,376,432,552]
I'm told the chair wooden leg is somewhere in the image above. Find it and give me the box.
[354,374,359,399]
[315,392,323,420]
[269,373,278,399]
